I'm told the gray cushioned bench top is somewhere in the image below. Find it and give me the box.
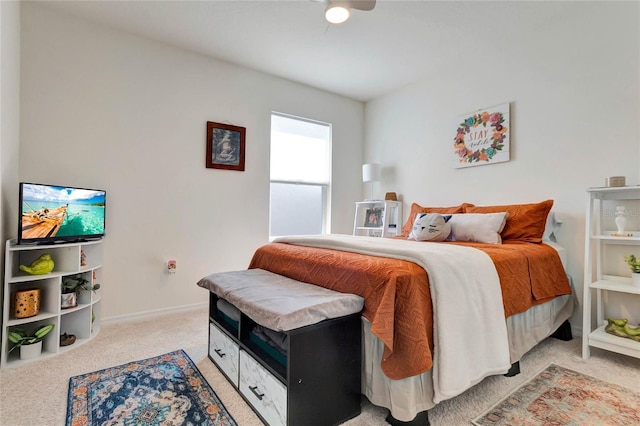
[197,268,364,331]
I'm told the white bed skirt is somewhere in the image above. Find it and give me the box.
[361,292,577,422]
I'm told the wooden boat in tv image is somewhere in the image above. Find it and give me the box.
[21,203,69,239]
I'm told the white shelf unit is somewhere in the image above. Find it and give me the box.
[582,186,640,360]
[353,200,403,237]
[1,239,103,368]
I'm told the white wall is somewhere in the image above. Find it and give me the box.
[364,2,640,334]
[19,3,364,320]
[1,0,21,249]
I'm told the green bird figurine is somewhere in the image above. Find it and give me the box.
[19,253,54,275]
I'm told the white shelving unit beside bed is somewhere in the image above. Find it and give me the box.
[582,185,640,359]
[353,200,402,237]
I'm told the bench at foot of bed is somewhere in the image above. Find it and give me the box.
[199,268,365,426]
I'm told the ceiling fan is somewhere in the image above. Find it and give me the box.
[321,0,377,24]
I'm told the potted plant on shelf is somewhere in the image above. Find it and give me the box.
[61,274,89,308]
[7,324,54,360]
[77,281,100,305]
[624,254,640,288]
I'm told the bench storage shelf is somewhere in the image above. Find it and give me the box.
[208,293,361,426]
[202,268,363,426]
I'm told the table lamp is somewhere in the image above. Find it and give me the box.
[362,163,381,200]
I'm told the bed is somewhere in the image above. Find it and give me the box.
[245,200,577,423]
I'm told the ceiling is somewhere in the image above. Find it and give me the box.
[40,0,576,102]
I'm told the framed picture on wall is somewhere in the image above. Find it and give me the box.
[206,121,246,171]
[364,208,383,227]
[453,103,510,168]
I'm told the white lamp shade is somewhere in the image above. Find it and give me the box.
[362,163,381,182]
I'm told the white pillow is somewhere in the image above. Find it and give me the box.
[447,212,509,244]
[408,213,452,242]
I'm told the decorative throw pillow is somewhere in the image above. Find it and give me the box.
[409,213,452,242]
[464,200,553,243]
[401,203,473,237]
[446,212,509,244]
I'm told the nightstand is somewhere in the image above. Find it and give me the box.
[353,201,402,237]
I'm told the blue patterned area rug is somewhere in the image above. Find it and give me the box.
[66,349,237,426]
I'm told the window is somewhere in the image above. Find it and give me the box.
[270,113,331,238]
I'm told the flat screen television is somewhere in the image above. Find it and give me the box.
[18,182,106,245]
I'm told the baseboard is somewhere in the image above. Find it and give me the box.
[102,302,207,325]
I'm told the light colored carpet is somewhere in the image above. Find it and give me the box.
[1,307,638,425]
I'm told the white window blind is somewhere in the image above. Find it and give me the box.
[270,113,332,238]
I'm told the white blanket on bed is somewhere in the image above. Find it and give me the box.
[274,234,511,403]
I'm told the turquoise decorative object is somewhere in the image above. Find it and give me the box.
[19,253,54,275]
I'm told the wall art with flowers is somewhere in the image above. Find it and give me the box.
[453,103,510,168]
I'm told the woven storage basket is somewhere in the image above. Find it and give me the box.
[385,192,398,201]
[14,288,41,319]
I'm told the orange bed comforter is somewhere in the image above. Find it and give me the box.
[248,240,571,380]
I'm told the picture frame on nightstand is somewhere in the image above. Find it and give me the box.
[364,209,383,227]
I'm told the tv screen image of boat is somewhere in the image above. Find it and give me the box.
[19,182,106,244]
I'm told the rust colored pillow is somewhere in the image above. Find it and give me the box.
[401,203,473,237]
[463,200,553,243]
